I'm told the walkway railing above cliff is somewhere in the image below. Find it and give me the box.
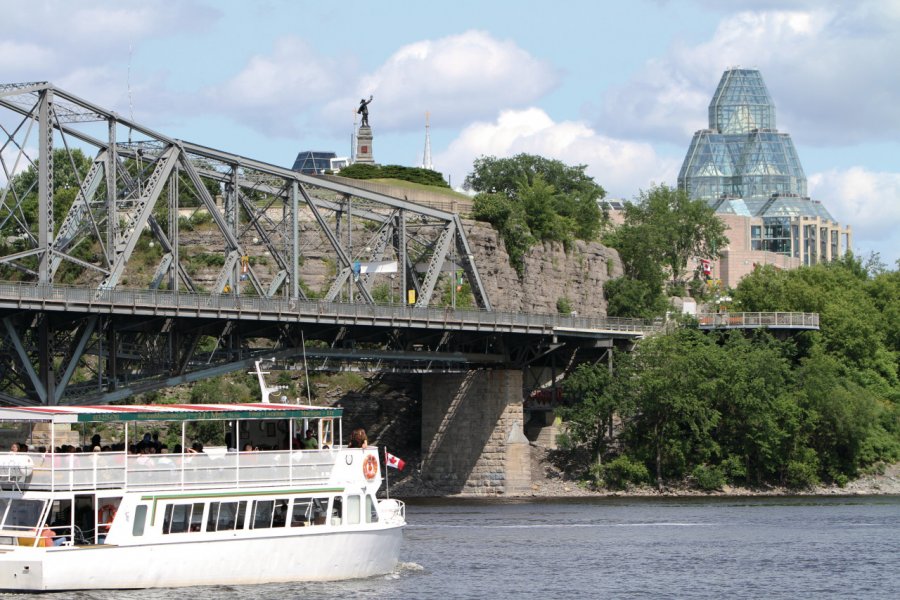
[696,312,819,330]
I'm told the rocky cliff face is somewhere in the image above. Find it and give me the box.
[176,215,621,317]
[463,220,622,317]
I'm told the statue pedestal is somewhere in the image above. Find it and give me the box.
[356,126,374,164]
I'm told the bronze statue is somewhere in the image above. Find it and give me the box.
[357,95,373,127]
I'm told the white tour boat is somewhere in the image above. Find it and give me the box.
[0,403,405,590]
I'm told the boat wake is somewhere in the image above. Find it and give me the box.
[395,562,425,574]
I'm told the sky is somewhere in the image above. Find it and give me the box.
[2,0,899,266]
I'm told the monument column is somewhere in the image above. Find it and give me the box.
[356,126,374,164]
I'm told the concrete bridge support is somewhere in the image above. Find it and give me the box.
[420,369,531,496]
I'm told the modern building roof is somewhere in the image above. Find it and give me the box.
[292,150,337,175]
[678,68,835,221]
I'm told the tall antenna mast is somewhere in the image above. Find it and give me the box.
[422,111,433,170]
[127,45,135,143]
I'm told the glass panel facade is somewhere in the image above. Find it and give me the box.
[292,151,337,175]
[678,68,807,203]
[709,69,775,134]
[760,217,792,255]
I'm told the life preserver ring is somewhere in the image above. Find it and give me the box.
[362,455,378,480]
[98,504,117,533]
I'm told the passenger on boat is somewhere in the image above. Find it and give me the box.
[188,441,204,453]
[9,443,19,452]
[348,427,368,449]
[243,443,254,452]
[301,429,318,450]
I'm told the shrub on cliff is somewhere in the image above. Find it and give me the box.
[339,163,449,188]
[465,154,606,277]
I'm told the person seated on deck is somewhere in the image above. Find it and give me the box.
[348,427,368,449]
[301,429,318,450]
[188,441,204,454]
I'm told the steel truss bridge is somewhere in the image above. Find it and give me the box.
[0,82,655,406]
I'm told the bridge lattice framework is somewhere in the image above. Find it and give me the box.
[0,82,658,406]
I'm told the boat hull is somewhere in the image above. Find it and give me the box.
[0,525,403,590]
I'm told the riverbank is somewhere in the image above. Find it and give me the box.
[387,444,900,499]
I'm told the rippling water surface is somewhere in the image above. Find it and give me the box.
[13,496,900,599]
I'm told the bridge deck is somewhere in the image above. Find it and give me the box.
[0,281,658,338]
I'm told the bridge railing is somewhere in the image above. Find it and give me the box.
[0,281,661,336]
[696,312,819,329]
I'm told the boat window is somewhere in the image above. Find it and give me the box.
[347,495,361,525]
[288,497,331,527]
[189,503,204,532]
[291,499,311,527]
[132,505,147,536]
[251,500,274,529]
[0,499,46,532]
[366,495,379,523]
[207,501,244,532]
[163,503,203,534]
[236,501,247,529]
[272,499,288,528]
[47,499,73,542]
[331,496,343,526]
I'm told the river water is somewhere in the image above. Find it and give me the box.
[20,495,900,599]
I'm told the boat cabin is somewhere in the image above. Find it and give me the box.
[0,403,375,548]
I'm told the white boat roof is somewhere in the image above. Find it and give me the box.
[0,403,342,424]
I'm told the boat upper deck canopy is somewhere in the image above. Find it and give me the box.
[0,403,342,425]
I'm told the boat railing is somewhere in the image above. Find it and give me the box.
[1,450,340,492]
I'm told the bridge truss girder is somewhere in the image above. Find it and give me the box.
[0,82,490,308]
[0,82,498,404]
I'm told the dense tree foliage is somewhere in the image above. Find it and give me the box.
[603,184,728,318]
[464,154,606,276]
[558,258,900,490]
[338,163,449,188]
[1,148,93,239]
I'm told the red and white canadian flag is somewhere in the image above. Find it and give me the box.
[385,452,406,471]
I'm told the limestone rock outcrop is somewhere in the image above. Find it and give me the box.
[463,220,622,316]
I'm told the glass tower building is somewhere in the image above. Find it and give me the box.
[677,68,851,284]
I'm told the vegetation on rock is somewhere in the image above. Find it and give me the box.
[603,184,728,318]
[558,256,900,491]
[465,154,606,276]
[338,163,450,188]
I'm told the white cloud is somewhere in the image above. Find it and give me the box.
[2,1,218,55]
[0,41,56,73]
[436,108,678,198]
[205,37,349,137]
[0,2,220,126]
[322,31,560,133]
[809,167,900,265]
[596,3,900,146]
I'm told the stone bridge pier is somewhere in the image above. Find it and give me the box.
[420,370,531,495]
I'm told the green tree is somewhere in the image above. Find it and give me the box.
[558,362,618,464]
[466,154,607,276]
[611,184,728,288]
[616,329,722,489]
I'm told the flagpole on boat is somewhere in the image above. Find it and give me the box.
[384,446,390,499]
